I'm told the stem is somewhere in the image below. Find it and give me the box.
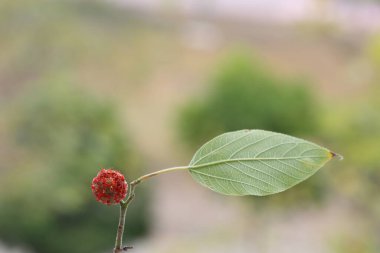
[114,203,128,253]
[130,166,188,187]
[114,184,136,253]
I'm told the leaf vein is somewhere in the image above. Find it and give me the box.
[210,166,233,193]
[237,161,288,185]
[299,147,325,156]
[228,134,276,159]
[226,162,278,190]
[191,170,271,194]
[281,142,299,157]
[276,159,310,174]
[192,131,252,164]
[258,160,302,180]
[254,141,298,158]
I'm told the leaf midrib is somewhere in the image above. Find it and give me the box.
[189,155,328,170]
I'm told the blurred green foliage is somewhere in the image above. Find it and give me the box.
[320,37,380,252]
[0,83,149,253]
[331,232,377,253]
[0,1,154,252]
[349,37,380,224]
[178,52,318,149]
[368,34,380,69]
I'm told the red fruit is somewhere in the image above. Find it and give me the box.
[91,169,128,205]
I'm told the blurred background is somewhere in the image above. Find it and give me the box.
[0,0,379,252]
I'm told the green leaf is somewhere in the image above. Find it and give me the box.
[188,129,338,196]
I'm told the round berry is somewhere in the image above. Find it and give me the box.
[91,169,128,205]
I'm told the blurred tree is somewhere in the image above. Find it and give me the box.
[318,36,380,252]
[0,83,149,253]
[320,96,380,252]
[178,52,318,149]
[178,51,326,208]
[368,34,380,72]
[347,35,380,223]
[0,1,157,251]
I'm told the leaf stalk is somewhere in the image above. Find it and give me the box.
[130,166,189,187]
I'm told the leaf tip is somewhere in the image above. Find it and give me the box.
[329,151,343,160]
